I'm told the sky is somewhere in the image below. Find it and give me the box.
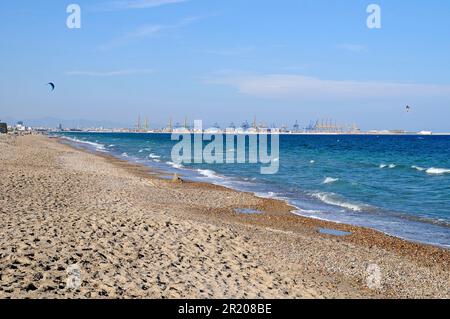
[1,0,450,131]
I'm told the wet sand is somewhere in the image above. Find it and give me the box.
[0,134,449,298]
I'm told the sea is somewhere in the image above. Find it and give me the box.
[54,132,450,248]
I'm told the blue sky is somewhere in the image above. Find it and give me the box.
[1,0,450,131]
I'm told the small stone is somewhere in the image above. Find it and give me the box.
[171,173,183,183]
[25,283,38,291]
[33,272,44,281]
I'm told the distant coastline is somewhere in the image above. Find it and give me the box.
[2,119,447,136]
[49,130,450,136]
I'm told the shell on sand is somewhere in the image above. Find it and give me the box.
[171,173,183,183]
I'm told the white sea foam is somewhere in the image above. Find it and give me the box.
[380,163,396,169]
[411,166,450,175]
[121,152,129,157]
[197,169,223,179]
[426,168,450,175]
[310,160,315,164]
[311,192,362,212]
[255,191,278,199]
[62,136,106,151]
[166,161,184,169]
[86,142,105,150]
[293,208,322,215]
[148,153,161,159]
[323,177,339,184]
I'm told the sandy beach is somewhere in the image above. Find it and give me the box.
[0,134,449,299]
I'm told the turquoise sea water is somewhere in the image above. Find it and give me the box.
[55,132,450,248]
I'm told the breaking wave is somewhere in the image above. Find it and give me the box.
[197,169,223,179]
[426,168,450,175]
[311,192,363,212]
[323,177,339,184]
[380,164,396,169]
[166,161,184,169]
[60,136,106,152]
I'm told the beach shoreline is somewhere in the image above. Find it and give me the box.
[57,132,450,249]
[59,134,450,252]
[62,136,450,267]
[1,134,449,298]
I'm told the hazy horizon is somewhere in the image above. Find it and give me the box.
[3,115,450,133]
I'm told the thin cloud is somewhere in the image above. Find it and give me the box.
[66,69,155,77]
[281,65,311,72]
[337,43,367,52]
[199,46,255,57]
[207,73,450,101]
[94,0,189,11]
[99,16,203,50]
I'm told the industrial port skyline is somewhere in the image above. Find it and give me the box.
[2,116,443,136]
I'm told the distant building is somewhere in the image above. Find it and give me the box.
[241,121,250,131]
[387,130,406,134]
[204,127,221,134]
[15,122,27,131]
[0,123,7,134]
